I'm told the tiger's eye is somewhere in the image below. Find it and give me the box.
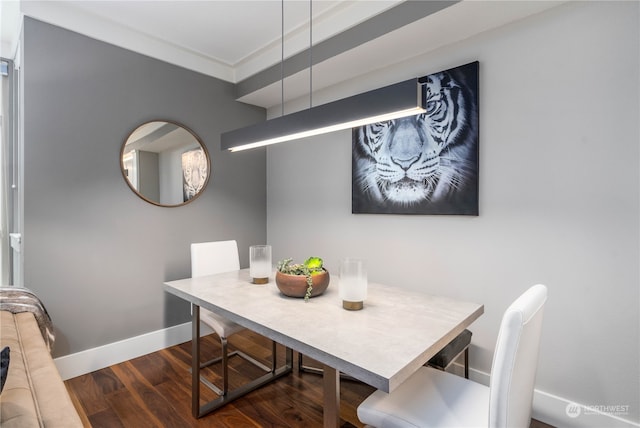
[426,100,441,115]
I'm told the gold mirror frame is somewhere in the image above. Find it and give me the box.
[120,120,210,207]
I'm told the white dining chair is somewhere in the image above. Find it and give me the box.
[357,284,547,428]
[191,240,275,396]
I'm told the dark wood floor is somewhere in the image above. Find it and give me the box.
[65,330,554,428]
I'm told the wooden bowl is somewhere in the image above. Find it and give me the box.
[275,270,330,298]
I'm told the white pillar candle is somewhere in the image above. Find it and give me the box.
[250,245,272,284]
[339,258,367,310]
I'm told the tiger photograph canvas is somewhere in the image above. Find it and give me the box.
[352,61,479,215]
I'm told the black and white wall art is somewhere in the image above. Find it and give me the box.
[182,148,207,202]
[352,61,479,215]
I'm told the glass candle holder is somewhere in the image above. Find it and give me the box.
[250,245,272,284]
[339,258,367,310]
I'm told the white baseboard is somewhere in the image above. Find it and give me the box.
[54,322,194,380]
[56,331,638,428]
[465,366,639,428]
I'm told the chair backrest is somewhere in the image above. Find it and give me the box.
[190,240,240,278]
[488,284,547,428]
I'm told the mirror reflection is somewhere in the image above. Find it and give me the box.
[121,121,210,207]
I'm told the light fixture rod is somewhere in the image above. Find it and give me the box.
[281,0,284,117]
[221,78,425,152]
[309,0,312,109]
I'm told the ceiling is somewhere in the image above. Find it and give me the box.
[3,1,565,109]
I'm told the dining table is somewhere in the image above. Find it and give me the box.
[163,269,484,428]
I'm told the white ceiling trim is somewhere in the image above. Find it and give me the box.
[20,0,236,81]
[233,1,401,82]
[17,0,402,84]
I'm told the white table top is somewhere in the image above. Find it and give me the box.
[164,269,483,393]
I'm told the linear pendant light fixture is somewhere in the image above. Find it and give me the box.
[220,0,426,152]
[221,79,426,152]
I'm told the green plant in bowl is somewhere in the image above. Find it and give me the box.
[276,257,329,302]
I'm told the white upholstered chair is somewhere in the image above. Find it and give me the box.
[191,240,274,396]
[357,284,547,428]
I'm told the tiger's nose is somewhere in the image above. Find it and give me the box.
[391,155,420,170]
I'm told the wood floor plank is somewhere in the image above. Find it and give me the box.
[87,407,125,428]
[65,368,113,415]
[65,378,97,427]
[241,375,325,426]
[129,352,176,386]
[110,361,190,427]
[104,388,161,428]
[92,366,127,395]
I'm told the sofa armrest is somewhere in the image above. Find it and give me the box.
[0,287,54,352]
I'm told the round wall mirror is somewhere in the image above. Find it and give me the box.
[120,120,210,207]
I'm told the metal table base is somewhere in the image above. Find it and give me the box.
[191,305,293,418]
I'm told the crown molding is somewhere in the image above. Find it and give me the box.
[20,0,235,81]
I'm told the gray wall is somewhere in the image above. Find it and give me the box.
[21,17,267,357]
[267,1,639,424]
